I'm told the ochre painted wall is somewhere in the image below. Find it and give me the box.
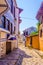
[32,35,39,49]
[39,24,43,51]
[26,37,31,47]
[26,35,39,49]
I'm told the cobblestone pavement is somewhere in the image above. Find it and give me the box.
[16,43,43,65]
[0,43,43,65]
[0,48,23,65]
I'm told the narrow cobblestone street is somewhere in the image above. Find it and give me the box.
[0,43,43,65]
[16,43,43,65]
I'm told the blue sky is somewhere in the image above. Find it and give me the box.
[16,0,43,34]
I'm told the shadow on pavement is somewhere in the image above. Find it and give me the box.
[15,48,32,65]
[0,48,32,65]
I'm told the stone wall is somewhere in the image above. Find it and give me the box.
[0,31,6,58]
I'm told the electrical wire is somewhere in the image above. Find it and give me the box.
[20,17,36,20]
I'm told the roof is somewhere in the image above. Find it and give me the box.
[23,27,37,32]
[16,7,23,14]
[36,2,43,20]
[8,35,16,40]
[26,33,39,38]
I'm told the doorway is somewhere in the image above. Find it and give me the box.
[30,37,32,46]
[6,42,11,54]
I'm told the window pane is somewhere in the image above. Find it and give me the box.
[14,27,15,34]
[3,16,6,28]
[7,20,10,31]
[11,23,13,34]
[11,0,13,13]
[14,7,15,17]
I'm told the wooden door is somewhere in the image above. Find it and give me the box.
[6,42,11,54]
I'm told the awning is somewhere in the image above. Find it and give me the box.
[0,0,8,15]
[4,10,14,23]
[8,35,16,40]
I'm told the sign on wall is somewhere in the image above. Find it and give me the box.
[0,0,8,15]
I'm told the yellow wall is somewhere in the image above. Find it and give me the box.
[26,35,39,49]
[32,35,39,49]
[39,24,43,51]
[26,37,31,47]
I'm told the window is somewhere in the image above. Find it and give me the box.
[40,29,42,37]
[3,16,6,28]
[42,16,43,18]
[14,7,15,17]
[24,32,25,36]
[26,31,28,36]
[11,0,13,13]
[7,20,10,31]
[14,27,15,34]
[11,23,13,34]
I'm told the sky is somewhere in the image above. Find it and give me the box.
[16,0,43,34]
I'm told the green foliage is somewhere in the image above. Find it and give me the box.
[30,21,40,36]
[30,31,38,36]
[36,22,40,31]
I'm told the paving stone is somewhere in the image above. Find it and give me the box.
[0,43,43,65]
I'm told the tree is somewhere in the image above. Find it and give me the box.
[30,31,38,36]
[36,22,40,32]
[30,22,40,36]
